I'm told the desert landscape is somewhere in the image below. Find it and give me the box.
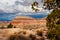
[0,16,48,40]
[0,0,60,40]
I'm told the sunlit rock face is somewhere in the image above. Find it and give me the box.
[10,16,46,27]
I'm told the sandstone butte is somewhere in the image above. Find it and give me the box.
[0,16,46,27]
[0,16,47,40]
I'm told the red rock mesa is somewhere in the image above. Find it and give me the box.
[10,16,46,27]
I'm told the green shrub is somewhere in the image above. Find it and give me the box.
[7,23,13,28]
[46,9,60,40]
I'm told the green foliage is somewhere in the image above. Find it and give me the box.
[44,0,60,10]
[46,9,60,29]
[31,1,39,12]
[47,28,60,40]
[7,23,13,28]
[46,9,60,40]
[47,29,56,40]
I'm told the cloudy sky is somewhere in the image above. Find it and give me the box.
[0,0,45,12]
[0,0,49,21]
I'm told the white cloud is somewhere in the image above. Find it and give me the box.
[0,0,49,15]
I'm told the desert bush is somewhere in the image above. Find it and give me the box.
[0,26,5,29]
[40,37,45,40]
[15,35,31,40]
[22,31,26,34]
[14,26,16,28]
[8,34,31,40]
[36,31,43,37]
[7,23,13,28]
[8,34,16,40]
[29,34,36,40]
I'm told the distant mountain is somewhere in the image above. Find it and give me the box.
[0,19,11,22]
[0,12,47,21]
[26,15,47,18]
[0,15,47,21]
[11,15,46,27]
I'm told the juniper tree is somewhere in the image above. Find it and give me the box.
[46,8,60,40]
[31,1,39,12]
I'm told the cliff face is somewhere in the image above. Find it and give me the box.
[0,16,47,40]
[0,16,46,28]
[10,16,46,27]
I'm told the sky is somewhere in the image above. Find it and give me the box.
[0,0,50,21]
